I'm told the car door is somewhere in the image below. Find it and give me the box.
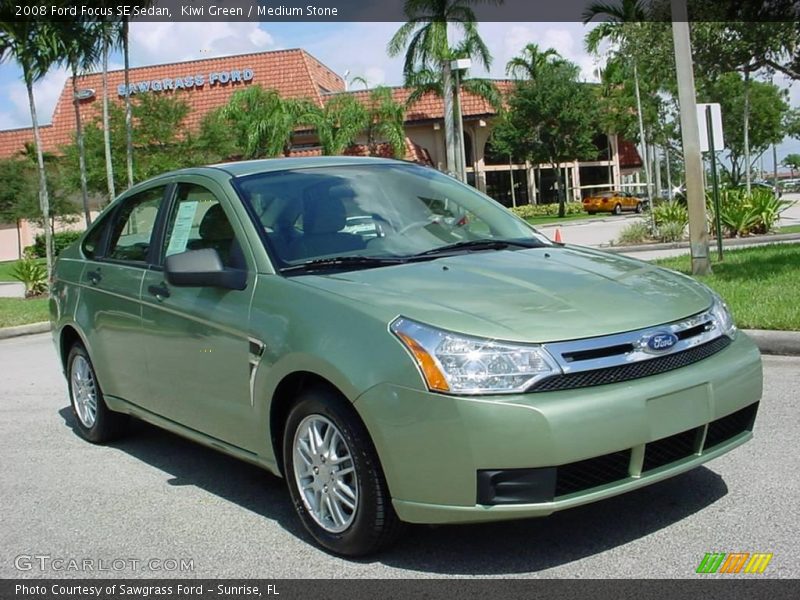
[76,184,168,405]
[140,177,258,448]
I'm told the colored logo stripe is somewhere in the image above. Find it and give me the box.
[696,552,772,574]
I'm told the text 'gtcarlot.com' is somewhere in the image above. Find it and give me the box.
[14,555,194,573]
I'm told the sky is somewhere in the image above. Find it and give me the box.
[0,20,797,170]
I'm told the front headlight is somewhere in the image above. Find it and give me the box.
[710,293,737,339]
[390,318,560,395]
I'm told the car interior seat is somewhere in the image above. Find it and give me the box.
[288,184,365,260]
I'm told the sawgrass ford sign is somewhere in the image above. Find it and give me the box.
[118,68,254,96]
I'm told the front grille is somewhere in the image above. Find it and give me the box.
[555,450,631,497]
[529,336,732,392]
[643,427,701,472]
[704,403,759,450]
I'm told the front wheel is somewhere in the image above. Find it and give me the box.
[283,387,403,556]
[67,344,128,443]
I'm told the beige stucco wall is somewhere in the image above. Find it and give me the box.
[0,215,94,263]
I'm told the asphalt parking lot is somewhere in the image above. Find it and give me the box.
[1,333,798,579]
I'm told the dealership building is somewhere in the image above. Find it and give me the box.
[0,48,643,260]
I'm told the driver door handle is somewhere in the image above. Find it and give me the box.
[147,283,171,300]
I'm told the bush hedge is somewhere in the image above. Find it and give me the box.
[510,202,584,219]
[27,231,83,259]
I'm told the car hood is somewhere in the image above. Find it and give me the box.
[292,245,713,343]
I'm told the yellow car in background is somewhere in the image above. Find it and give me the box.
[583,190,645,215]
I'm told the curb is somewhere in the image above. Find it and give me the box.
[0,321,50,340]
[0,322,797,356]
[603,232,800,254]
[742,329,800,357]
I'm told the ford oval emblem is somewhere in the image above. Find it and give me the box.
[645,331,679,353]
[74,88,95,101]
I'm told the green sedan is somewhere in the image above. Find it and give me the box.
[50,157,762,556]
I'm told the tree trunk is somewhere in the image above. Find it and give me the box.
[123,17,134,189]
[556,162,566,218]
[26,78,54,279]
[16,219,22,259]
[442,60,456,177]
[72,67,91,227]
[102,34,116,202]
[743,68,751,194]
[633,62,652,201]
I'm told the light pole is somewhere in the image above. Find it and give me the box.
[671,0,711,275]
[451,57,472,183]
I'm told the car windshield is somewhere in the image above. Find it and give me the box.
[234,163,550,271]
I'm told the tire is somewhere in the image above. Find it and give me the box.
[587,211,596,215]
[613,203,622,215]
[283,387,403,556]
[67,344,128,444]
[635,202,643,214]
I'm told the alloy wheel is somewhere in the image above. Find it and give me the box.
[292,415,359,533]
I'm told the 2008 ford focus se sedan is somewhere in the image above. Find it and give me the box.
[50,157,762,556]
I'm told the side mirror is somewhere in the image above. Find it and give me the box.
[165,248,246,290]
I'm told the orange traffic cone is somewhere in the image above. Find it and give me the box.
[554,228,563,243]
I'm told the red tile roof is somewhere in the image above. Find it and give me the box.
[0,48,346,158]
[288,137,433,165]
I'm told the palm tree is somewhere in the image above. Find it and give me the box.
[388,0,498,178]
[583,0,652,201]
[59,22,101,227]
[94,19,120,204]
[364,86,406,158]
[221,86,307,158]
[121,16,133,189]
[505,43,562,81]
[0,21,60,278]
[307,95,368,156]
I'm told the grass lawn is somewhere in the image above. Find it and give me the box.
[0,297,49,328]
[780,224,800,234]
[654,244,800,331]
[526,212,612,227]
[0,258,46,282]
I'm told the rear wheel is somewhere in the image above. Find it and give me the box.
[67,344,128,443]
[635,202,643,214]
[613,203,622,215]
[283,387,403,556]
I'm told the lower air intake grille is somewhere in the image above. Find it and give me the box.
[704,403,759,450]
[530,336,732,392]
[555,450,631,497]
[643,427,701,472]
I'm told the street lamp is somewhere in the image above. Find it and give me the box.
[450,57,472,183]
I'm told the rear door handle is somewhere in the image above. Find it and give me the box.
[147,283,171,300]
[86,269,102,285]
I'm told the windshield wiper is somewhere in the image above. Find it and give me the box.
[410,238,544,258]
[281,256,408,274]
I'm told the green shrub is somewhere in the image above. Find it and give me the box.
[706,188,789,238]
[511,202,583,219]
[11,258,47,297]
[653,201,688,229]
[657,222,686,243]
[709,189,756,237]
[747,189,790,234]
[27,230,83,259]
[616,221,651,245]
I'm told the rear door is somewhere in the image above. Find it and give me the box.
[140,177,258,448]
[76,184,169,404]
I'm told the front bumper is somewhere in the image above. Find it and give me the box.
[354,332,762,524]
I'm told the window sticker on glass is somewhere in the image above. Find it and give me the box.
[166,201,199,256]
